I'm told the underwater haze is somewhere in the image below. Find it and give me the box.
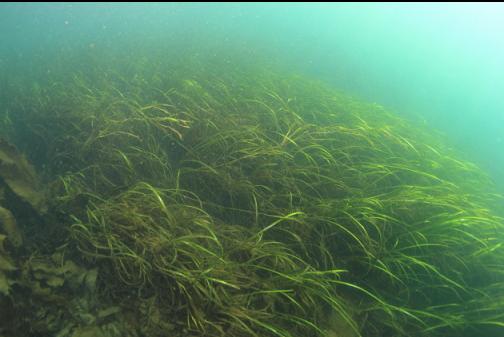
[1,3,504,337]
[1,3,504,190]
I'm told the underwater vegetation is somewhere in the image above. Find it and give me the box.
[0,48,503,337]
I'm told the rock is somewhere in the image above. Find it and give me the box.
[0,138,44,211]
[0,138,45,248]
[0,206,21,247]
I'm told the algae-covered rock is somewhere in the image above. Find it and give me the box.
[9,252,125,337]
[23,253,98,298]
[0,138,44,211]
[0,234,15,295]
[0,206,21,247]
[0,138,45,248]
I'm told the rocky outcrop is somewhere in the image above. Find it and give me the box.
[0,138,45,248]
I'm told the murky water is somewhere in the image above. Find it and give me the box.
[0,3,503,337]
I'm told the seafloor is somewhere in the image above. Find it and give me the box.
[0,49,503,337]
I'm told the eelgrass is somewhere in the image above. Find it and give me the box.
[2,48,504,336]
[68,183,365,336]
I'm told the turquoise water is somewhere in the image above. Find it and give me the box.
[1,3,503,190]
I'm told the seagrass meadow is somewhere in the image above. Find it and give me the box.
[0,46,504,337]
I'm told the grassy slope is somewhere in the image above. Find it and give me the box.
[1,47,504,337]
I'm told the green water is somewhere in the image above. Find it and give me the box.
[0,3,503,337]
[1,3,503,190]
